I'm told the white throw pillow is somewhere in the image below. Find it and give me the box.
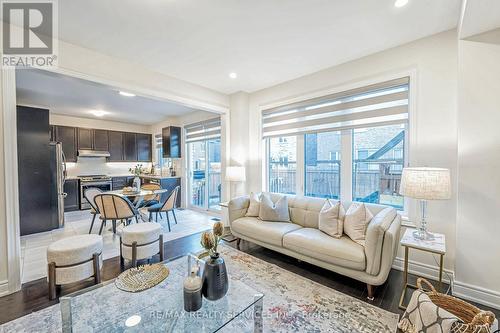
[318,199,345,238]
[245,192,261,217]
[258,193,290,222]
[344,202,373,246]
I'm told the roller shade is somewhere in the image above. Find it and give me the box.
[155,134,162,149]
[185,117,221,143]
[262,77,409,138]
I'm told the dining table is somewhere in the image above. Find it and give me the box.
[105,188,170,222]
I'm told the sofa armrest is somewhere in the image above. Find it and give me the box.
[364,207,401,276]
[228,195,250,227]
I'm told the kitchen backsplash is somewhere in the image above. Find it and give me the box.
[66,158,153,177]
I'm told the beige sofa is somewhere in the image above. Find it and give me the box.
[228,193,401,299]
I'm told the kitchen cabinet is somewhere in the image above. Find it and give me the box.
[112,176,133,190]
[123,132,137,161]
[162,126,181,158]
[55,126,77,162]
[77,128,93,150]
[93,129,109,151]
[64,179,79,212]
[137,133,152,162]
[108,131,124,161]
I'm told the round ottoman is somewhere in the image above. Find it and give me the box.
[46,234,103,299]
[120,222,164,267]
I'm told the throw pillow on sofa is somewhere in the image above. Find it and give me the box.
[258,193,290,222]
[318,199,345,238]
[245,192,260,217]
[344,202,373,246]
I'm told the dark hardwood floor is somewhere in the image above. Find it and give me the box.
[1,231,498,327]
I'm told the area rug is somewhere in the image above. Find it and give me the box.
[1,245,399,332]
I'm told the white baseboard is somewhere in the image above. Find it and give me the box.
[0,280,9,297]
[392,257,454,285]
[453,281,500,310]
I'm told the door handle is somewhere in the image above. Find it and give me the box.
[62,192,68,198]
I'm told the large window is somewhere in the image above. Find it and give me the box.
[264,77,409,213]
[352,124,405,210]
[268,136,296,194]
[304,131,341,199]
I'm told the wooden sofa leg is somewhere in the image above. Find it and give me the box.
[236,238,241,250]
[48,262,57,300]
[367,284,375,301]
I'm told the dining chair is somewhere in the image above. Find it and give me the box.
[84,187,103,234]
[147,186,180,232]
[93,193,140,235]
[139,183,161,209]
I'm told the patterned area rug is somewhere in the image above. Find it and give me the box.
[1,245,399,332]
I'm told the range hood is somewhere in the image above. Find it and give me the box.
[77,149,110,158]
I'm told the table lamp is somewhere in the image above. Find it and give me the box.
[225,166,246,197]
[399,167,451,240]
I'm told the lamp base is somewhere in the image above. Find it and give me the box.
[413,229,435,241]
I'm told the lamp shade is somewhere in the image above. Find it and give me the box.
[225,166,246,182]
[399,167,451,200]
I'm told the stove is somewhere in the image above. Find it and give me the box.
[78,175,112,209]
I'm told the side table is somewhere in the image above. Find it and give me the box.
[399,229,446,310]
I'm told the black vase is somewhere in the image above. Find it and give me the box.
[202,253,229,301]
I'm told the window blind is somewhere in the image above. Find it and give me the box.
[155,134,162,149]
[185,117,221,143]
[262,77,409,138]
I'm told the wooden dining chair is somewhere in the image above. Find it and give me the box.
[147,186,180,232]
[93,193,140,235]
[139,183,161,209]
[84,187,103,234]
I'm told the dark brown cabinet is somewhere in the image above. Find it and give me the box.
[162,126,181,158]
[123,132,137,161]
[77,128,93,150]
[108,131,124,161]
[93,129,109,151]
[112,176,133,190]
[137,133,152,162]
[64,179,79,212]
[55,126,77,162]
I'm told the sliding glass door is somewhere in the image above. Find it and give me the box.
[188,139,221,211]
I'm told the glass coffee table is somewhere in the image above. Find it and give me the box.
[60,255,264,332]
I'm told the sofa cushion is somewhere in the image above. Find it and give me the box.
[288,195,329,228]
[318,199,345,238]
[245,192,260,217]
[344,202,373,246]
[232,217,301,247]
[259,193,290,222]
[283,228,366,271]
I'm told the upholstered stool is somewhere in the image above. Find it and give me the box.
[46,234,103,300]
[120,223,164,267]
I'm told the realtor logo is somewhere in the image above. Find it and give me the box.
[1,0,58,67]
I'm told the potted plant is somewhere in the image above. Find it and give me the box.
[129,164,143,190]
[199,222,228,300]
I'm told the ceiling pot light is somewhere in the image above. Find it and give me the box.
[90,110,107,117]
[229,72,237,79]
[119,91,136,97]
[394,0,408,7]
[125,315,141,327]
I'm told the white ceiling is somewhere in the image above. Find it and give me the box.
[58,0,461,94]
[459,0,500,39]
[16,69,202,124]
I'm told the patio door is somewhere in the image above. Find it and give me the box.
[186,117,222,212]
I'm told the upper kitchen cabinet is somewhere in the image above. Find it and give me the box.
[77,128,93,150]
[137,133,152,162]
[108,131,124,161]
[162,126,181,158]
[93,129,109,151]
[55,126,77,162]
[123,132,137,161]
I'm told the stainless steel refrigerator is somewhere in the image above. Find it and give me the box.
[50,142,67,228]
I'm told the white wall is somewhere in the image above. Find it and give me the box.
[247,30,459,275]
[455,38,500,308]
[50,114,151,133]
